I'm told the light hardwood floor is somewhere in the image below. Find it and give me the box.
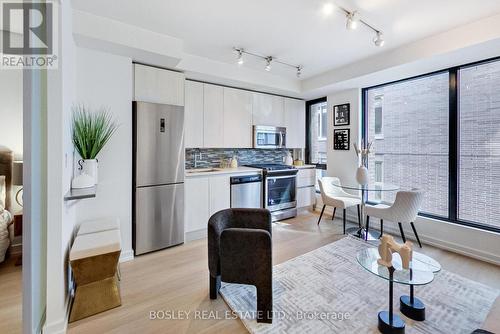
[1,210,498,334]
[67,210,500,334]
[0,255,22,334]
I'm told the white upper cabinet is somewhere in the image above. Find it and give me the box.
[204,84,224,148]
[284,98,306,148]
[252,93,284,127]
[134,64,185,106]
[184,81,204,148]
[224,87,253,148]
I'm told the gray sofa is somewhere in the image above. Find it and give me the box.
[208,208,273,323]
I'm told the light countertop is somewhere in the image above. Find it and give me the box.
[293,164,316,169]
[185,166,262,177]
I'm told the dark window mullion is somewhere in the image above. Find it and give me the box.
[449,69,459,221]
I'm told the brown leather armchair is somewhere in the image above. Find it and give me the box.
[208,208,273,323]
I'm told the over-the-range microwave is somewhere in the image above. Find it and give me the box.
[253,125,286,149]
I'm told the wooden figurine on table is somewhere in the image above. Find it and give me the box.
[377,235,413,269]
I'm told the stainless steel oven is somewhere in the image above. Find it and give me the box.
[253,125,286,149]
[245,163,298,221]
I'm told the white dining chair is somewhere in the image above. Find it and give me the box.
[365,189,424,247]
[317,177,362,234]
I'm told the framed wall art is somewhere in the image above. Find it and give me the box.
[334,103,350,126]
[334,129,350,150]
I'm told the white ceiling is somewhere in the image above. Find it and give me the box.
[72,0,500,80]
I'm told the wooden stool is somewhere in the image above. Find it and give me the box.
[69,229,121,322]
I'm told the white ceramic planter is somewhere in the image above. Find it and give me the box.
[81,159,98,185]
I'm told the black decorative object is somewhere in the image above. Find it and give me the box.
[334,103,350,126]
[334,129,350,150]
[400,273,426,321]
[378,266,406,334]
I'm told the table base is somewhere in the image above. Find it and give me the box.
[346,227,381,241]
[378,311,405,334]
[400,295,425,321]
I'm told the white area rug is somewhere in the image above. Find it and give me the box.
[220,236,498,334]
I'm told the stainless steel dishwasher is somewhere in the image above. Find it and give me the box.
[230,174,263,208]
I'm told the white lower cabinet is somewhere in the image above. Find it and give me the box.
[209,175,231,216]
[185,175,232,236]
[185,177,210,233]
[296,167,316,208]
[297,186,315,208]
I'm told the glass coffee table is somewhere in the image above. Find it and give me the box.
[357,248,441,334]
[332,182,399,240]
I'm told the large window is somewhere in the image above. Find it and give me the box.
[458,61,500,230]
[365,72,449,216]
[306,98,328,191]
[307,99,328,166]
[363,57,500,232]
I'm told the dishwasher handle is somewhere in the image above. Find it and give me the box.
[230,174,262,185]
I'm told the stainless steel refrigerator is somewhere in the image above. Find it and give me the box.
[133,101,184,255]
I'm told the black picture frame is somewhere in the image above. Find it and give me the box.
[334,129,350,150]
[334,103,350,126]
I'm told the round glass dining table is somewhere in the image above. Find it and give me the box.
[332,182,399,241]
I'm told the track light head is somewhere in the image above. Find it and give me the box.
[373,32,385,47]
[234,47,245,65]
[265,56,273,71]
[346,11,359,30]
[296,65,302,78]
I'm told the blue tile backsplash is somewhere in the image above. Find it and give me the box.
[185,148,292,169]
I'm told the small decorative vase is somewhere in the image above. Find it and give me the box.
[356,165,369,186]
[80,159,98,185]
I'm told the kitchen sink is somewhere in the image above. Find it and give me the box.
[186,168,222,173]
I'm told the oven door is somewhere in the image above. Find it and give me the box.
[265,174,296,211]
[253,126,286,148]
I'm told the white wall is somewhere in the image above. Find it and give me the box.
[327,89,361,189]
[75,47,133,261]
[44,0,77,332]
[324,90,500,265]
[0,68,22,159]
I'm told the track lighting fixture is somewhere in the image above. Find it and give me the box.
[373,32,385,47]
[233,47,302,77]
[265,57,273,71]
[236,48,244,65]
[338,6,385,47]
[346,11,359,30]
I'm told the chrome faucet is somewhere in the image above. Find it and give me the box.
[194,151,203,168]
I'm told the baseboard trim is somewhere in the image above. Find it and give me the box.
[314,206,500,266]
[120,249,134,263]
[42,293,71,334]
[185,228,207,242]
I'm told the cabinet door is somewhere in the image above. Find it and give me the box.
[185,177,210,232]
[209,175,231,215]
[223,87,253,148]
[134,64,185,106]
[284,98,305,148]
[203,84,224,148]
[185,81,204,148]
[297,186,315,208]
[252,93,284,127]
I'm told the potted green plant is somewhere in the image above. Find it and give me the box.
[72,104,118,186]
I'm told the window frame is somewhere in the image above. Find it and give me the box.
[362,56,500,234]
[306,97,328,171]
